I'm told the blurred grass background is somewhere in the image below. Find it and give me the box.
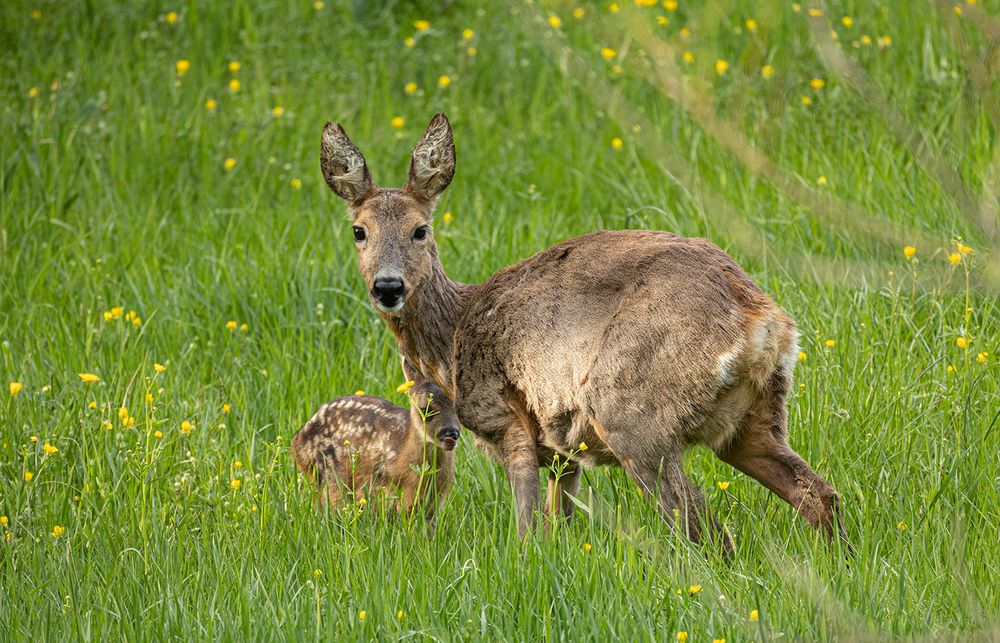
[1,0,998,640]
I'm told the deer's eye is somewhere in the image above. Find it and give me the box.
[352,226,366,242]
[413,225,429,241]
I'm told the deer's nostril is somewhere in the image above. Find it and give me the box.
[372,278,406,302]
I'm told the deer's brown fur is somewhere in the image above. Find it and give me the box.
[319,114,847,551]
[291,382,459,519]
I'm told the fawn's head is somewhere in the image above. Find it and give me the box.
[407,382,460,450]
[320,114,455,314]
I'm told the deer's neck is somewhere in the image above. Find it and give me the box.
[383,251,467,397]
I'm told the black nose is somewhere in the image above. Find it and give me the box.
[437,427,460,446]
[372,278,405,304]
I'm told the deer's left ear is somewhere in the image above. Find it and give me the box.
[321,122,375,206]
[404,113,455,204]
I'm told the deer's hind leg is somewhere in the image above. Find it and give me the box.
[593,417,732,554]
[716,370,848,544]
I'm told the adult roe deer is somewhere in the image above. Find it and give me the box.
[319,113,847,552]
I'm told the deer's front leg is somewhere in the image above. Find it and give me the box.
[502,422,540,537]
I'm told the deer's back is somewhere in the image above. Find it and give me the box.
[452,230,795,453]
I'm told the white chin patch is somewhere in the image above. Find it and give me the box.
[375,300,405,314]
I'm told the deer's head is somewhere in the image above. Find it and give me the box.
[320,114,455,315]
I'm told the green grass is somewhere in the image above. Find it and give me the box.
[2,0,999,639]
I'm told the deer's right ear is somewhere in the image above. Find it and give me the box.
[320,122,374,206]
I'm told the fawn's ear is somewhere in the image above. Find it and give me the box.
[404,113,455,204]
[320,122,375,206]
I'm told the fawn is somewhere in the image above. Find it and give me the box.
[318,114,848,552]
[292,382,459,519]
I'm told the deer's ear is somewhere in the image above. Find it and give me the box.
[321,122,375,206]
[404,113,455,204]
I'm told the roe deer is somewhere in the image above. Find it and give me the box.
[292,382,459,520]
[319,114,848,551]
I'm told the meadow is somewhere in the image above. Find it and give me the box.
[2,0,999,640]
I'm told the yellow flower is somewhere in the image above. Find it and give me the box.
[682,51,694,63]
[397,380,416,394]
[657,16,669,26]
[946,364,956,375]
[154,363,166,373]
[611,137,623,150]
[861,34,872,45]
[881,35,892,46]
[404,82,417,95]
[414,19,430,32]
[745,19,758,32]
[761,64,774,78]
[175,59,190,75]
[231,479,241,490]
[0,517,7,527]
[404,36,415,48]
[443,211,454,223]
[313,568,322,577]
[89,401,97,409]
[30,435,38,443]
[573,7,586,19]
[954,5,963,15]
[715,59,729,75]
[797,351,807,362]
[272,105,285,117]
[468,48,478,57]
[227,61,241,74]
[397,610,405,621]
[101,420,112,430]
[611,64,622,75]
[714,639,727,643]
[234,460,242,468]
[43,442,59,455]
[9,382,22,398]
[240,323,248,332]
[290,178,302,190]
[947,252,962,265]
[390,116,405,129]
[801,94,814,105]
[977,352,988,364]
[810,78,826,90]
[680,27,690,38]
[579,442,589,451]
[226,320,238,330]
[103,311,113,321]
[313,0,324,10]
[636,0,657,6]
[897,521,907,531]
[689,584,703,595]
[181,420,193,434]
[354,390,366,396]
[359,610,367,622]
[956,336,968,349]
[903,245,916,259]
[677,633,688,642]
[717,481,729,491]
[228,78,240,93]
[583,542,592,552]
[223,403,231,414]
[154,430,163,439]
[808,8,823,17]
[841,16,854,27]
[825,339,835,348]
[166,11,178,24]
[664,0,678,9]
[463,28,474,40]
[548,15,562,29]
[956,241,972,254]
[749,609,759,621]
[24,472,33,482]
[609,3,620,12]
[358,498,367,506]
[601,47,617,60]
[437,75,451,88]
[52,525,65,538]
[79,373,101,383]
[224,158,236,171]
[125,416,135,427]
[28,86,40,99]
[817,175,827,185]
[145,392,153,404]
